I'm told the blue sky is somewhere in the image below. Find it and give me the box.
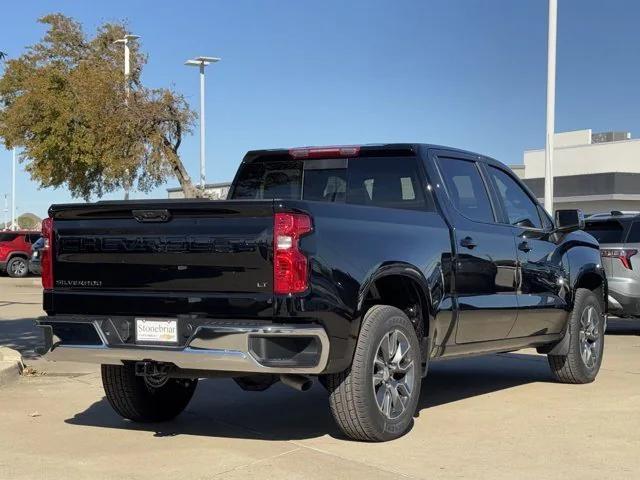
[1,0,639,218]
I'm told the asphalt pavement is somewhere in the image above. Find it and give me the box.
[1,276,639,480]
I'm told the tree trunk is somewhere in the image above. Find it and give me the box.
[164,143,205,199]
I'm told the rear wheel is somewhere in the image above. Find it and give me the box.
[548,288,604,384]
[325,305,422,442]
[101,364,198,422]
[7,257,28,278]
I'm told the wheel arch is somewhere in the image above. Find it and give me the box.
[572,268,607,313]
[7,251,29,261]
[357,263,435,349]
[538,265,606,357]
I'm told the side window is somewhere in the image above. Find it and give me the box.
[0,233,19,242]
[346,157,433,211]
[437,158,494,223]
[537,204,554,230]
[487,166,543,229]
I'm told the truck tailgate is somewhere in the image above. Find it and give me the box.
[47,200,274,317]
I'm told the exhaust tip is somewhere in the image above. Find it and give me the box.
[280,374,313,392]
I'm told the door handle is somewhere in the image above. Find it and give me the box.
[460,236,477,249]
[518,241,531,253]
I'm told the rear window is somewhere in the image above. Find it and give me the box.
[626,222,640,243]
[0,233,19,242]
[231,156,432,211]
[232,160,302,200]
[346,157,429,210]
[584,220,625,244]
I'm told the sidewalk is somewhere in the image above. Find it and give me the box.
[0,347,22,386]
[0,276,97,376]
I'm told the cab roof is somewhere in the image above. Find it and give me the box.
[242,143,508,169]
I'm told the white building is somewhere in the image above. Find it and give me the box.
[167,182,231,200]
[512,129,640,215]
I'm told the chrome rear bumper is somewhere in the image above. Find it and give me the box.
[38,318,330,375]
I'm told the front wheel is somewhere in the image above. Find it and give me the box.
[325,305,422,442]
[547,288,604,384]
[101,364,198,422]
[7,257,28,278]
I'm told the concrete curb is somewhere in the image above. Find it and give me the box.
[0,347,24,387]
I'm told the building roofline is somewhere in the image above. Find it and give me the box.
[524,136,640,155]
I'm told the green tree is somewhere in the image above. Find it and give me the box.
[17,213,41,230]
[0,14,201,199]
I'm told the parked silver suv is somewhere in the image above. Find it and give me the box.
[584,213,640,317]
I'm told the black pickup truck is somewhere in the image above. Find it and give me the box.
[38,144,606,441]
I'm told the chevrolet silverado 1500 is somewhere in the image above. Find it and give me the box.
[38,144,606,441]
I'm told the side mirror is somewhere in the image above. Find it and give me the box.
[554,209,585,232]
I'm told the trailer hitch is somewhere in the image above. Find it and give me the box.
[134,361,172,378]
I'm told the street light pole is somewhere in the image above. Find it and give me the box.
[114,34,140,103]
[199,62,206,190]
[2,194,7,231]
[11,148,16,231]
[186,56,220,191]
[114,34,140,200]
[544,0,557,214]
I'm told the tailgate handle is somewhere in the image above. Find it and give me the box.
[132,209,171,223]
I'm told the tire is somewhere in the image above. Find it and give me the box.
[101,364,198,422]
[7,257,28,278]
[326,305,422,442]
[548,288,605,384]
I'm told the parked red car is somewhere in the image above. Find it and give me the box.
[0,231,41,278]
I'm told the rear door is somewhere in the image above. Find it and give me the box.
[435,155,519,343]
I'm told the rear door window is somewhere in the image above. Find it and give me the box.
[437,158,495,223]
[584,220,626,244]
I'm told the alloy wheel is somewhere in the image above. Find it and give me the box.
[579,305,601,369]
[10,260,26,277]
[372,329,415,419]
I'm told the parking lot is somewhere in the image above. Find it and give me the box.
[0,275,639,479]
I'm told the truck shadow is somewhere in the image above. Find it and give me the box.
[65,352,554,441]
[0,317,42,359]
[606,317,640,336]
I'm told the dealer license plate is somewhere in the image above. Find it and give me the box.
[135,318,178,343]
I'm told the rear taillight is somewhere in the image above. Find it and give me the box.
[601,248,637,270]
[41,216,54,289]
[273,212,312,294]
